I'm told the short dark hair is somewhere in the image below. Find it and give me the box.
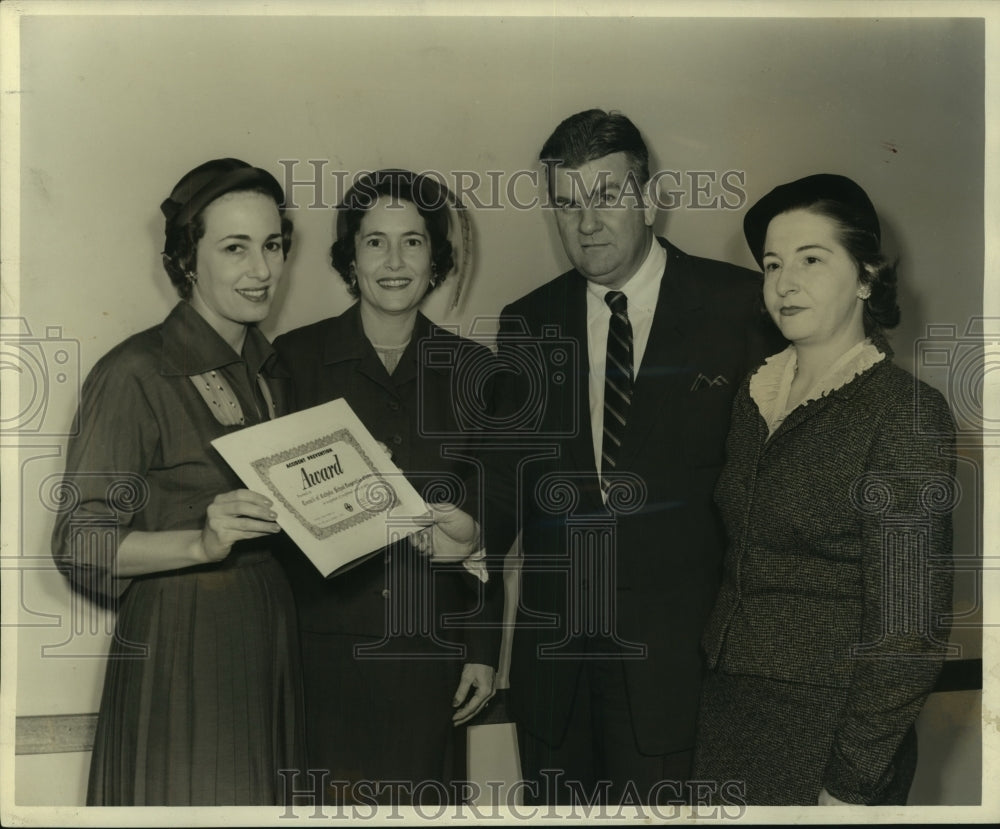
[330,169,454,298]
[162,186,293,300]
[539,109,650,195]
[804,199,900,334]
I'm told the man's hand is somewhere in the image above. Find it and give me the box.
[412,502,481,562]
[451,663,496,725]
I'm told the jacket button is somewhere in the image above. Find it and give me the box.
[388,400,400,411]
[381,588,391,599]
[391,434,403,446]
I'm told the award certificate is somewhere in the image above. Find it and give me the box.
[212,398,429,576]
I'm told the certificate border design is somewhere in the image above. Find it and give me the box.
[250,429,399,539]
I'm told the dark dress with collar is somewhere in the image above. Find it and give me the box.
[51,301,305,805]
[272,305,501,801]
[694,350,956,805]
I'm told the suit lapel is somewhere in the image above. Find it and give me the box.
[562,273,600,487]
[388,312,431,390]
[617,240,704,469]
[323,302,400,399]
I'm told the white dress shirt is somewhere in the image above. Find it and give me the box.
[585,237,667,476]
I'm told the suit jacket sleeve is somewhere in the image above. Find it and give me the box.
[453,335,505,668]
[480,305,533,562]
[465,304,547,668]
[822,381,956,803]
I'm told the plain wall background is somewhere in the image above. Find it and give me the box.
[5,10,987,811]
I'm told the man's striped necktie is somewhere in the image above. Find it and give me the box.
[601,290,634,490]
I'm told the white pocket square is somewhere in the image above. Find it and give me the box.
[690,373,729,391]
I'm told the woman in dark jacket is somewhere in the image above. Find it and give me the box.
[694,174,956,805]
[51,158,305,805]
[273,169,501,805]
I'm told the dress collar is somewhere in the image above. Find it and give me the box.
[321,303,442,371]
[750,339,886,435]
[159,301,278,378]
[318,303,453,392]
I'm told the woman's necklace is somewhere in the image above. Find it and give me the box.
[370,338,410,375]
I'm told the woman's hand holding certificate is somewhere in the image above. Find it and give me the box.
[212,398,429,576]
[198,490,281,562]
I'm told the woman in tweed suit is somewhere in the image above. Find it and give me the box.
[694,175,956,805]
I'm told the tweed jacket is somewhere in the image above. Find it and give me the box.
[701,347,956,802]
[488,237,784,754]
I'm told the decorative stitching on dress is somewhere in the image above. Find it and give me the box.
[188,371,277,425]
[188,371,245,426]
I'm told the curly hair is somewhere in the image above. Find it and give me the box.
[162,186,293,300]
[804,199,900,334]
[330,169,454,298]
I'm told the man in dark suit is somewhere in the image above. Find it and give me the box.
[486,109,781,805]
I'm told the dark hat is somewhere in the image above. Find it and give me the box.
[743,173,880,268]
[160,158,284,227]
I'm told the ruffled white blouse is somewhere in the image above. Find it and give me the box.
[750,339,886,437]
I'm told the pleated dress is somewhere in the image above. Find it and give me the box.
[52,302,305,805]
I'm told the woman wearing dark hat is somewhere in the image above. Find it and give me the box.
[694,174,956,805]
[272,169,500,804]
[52,158,304,805]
